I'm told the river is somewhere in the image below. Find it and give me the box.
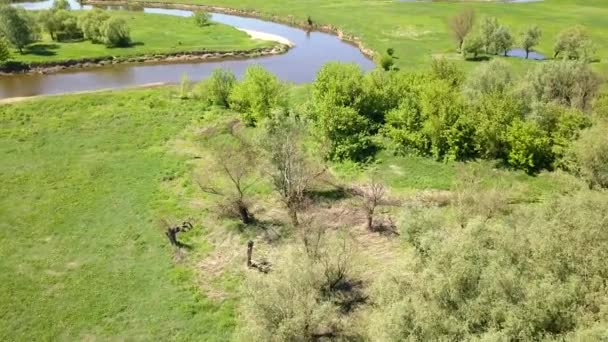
[1,0,375,99]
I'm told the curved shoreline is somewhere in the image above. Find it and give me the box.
[85,0,376,58]
[0,44,289,75]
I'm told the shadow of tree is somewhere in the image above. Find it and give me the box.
[25,44,60,56]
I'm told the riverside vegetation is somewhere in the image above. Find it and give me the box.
[2,0,608,341]
[2,55,608,340]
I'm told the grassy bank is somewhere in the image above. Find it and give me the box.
[128,0,608,73]
[9,11,273,64]
[0,85,590,340]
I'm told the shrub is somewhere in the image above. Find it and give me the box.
[463,59,513,100]
[101,17,130,47]
[229,65,286,125]
[379,53,395,71]
[52,10,82,41]
[505,119,553,173]
[193,10,211,27]
[567,121,608,188]
[51,0,70,11]
[194,68,236,107]
[462,33,484,59]
[178,73,192,99]
[430,57,464,88]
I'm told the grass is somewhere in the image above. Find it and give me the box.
[9,10,273,64]
[0,86,590,340]
[134,0,608,74]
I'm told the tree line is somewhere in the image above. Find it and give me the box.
[450,8,596,61]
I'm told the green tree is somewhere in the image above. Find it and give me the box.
[51,0,70,11]
[527,60,601,111]
[520,25,542,59]
[193,10,212,27]
[101,17,130,47]
[195,68,236,107]
[463,59,513,100]
[0,6,37,53]
[52,10,82,41]
[430,57,464,88]
[494,25,514,56]
[567,121,608,189]
[0,37,9,62]
[479,16,499,54]
[78,9,110,43]
[448,8,475,52]
[229,65,286,125]
[553,25,595,61]
[462,33,484,59]
[505,119,553,173]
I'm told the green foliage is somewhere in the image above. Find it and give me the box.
[51,0,70,11]
[78,9,110,43]
[367,192,608,340]
[430,57,464,88]
[229,65,286,125]
[379,53,395,71]
[505,119,552,173]
[44,10,82,42]
[494,25,513,56]
[567,121,608,188]
[520,25,542,59]
[179,73,192,99]
[479,16,499,54]
[553,25,596,61]
[312,62,366,112]
[195,68,236,107]
[0,6,37,53]
[194,10,212,27]
[0,37,9,62]
[463,59,513,100]
[101,17,131,47]
[461,33,483,59]
[527,60,601,111]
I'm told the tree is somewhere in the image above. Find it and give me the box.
[505,119,553,173]
[479,16,500,54]
[567,121,608,189]
[494,25,514,57]
[462,33,484,59]
[520,25,542,59]
[463,59,513,100]
[0,6,36,53]
[263,115,323,226]
[554,25,595,61]
[44,10,82,42]
[197,135,259,225]
[229,65,286,125]
[448,8,475,52]
[51,0,70,11]
[193,10,211,27]
[101,17,130,47]
[430,57,464,88]
[359,175,386,231]
[0,37,9,62]
[527,60,601,111]
[78,9,110,43]
[194,68,236,107]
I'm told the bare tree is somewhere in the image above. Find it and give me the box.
[197,135,258,225]
[359,176,386,231]
[449,8,476,52]
[264,115,324,226]
[163,220,193,247]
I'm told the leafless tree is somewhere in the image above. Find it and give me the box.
[197,136,258,225]
[162,220,193,247]
[360,176,386,231]
[449,8,476,52]
[264,115,324,226]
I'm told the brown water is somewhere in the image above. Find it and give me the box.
[1,1,375,99]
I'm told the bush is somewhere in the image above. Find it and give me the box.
[463,59,513,100]
[78,9,110,43]
[51,0,70,11]
[505,119,553,173]
[229,65,286,125]
[193,10,211,27]
[430,57,464,88]
[462,33,484,59]
[101,17,130,47]
[567,121,608,188]
[194,68,236,107]
[52,10,82,41]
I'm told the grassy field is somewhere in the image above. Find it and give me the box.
[134,0,608,74]
[0,86,588,340]
[9,11,273,64]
